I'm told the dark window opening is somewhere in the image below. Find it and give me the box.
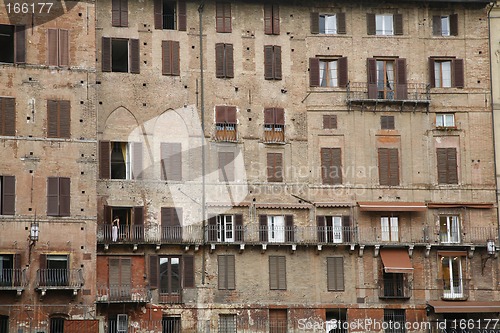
[0,25,15,63]
[160,256,181,296]
[163,1,177,29]
[46,255,69,286]
[0,255,13,286]
[50,317,65,333]
[384,309,406,333]
[0,175,15,215]
[111,39,129,73]
[269,309,287,333]
[383,272,405,297]
[111,142,128,179]
[326,309,347,333]
[162,316,181,333]
[381,115,395,130]
[0,315,8,333]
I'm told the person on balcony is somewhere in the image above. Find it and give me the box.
[112,217,120,242]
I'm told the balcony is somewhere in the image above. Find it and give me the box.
[379,276,411,299]
[358,226,428,245]
[436,227,498,245]
[263,125,285,143]
[97,224,203,245]
[438,278,469,300]
[215,123,237,142]
[35,269,84,295]
[96,285,151,303]
[0,268,28,294]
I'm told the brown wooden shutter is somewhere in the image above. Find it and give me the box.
[162,207,181,226]
[394,14,403,35]
[208,215,217,242]
[47,177,59,216]
[337,12,346,34]
[227,106,237,123]
[453,58,464,88]
[395,58,407,100]
[432,16,441,36]
[388,148,399,186]
[120,0,128,27]
[59,177,71,216]
[161,142,182,181]
[215,43,225,78]
[121,258,131,292]
[218,255,227,289]
[2,176,15,215]
[264,108,274,124]
[437,148,448,184]
[277,256,286,289]
[1,98,16,136]
[178,1,187,31]
[378,148,389,186]
[112,0,121,26]
[183,255,194,288]
[39,254,47,285]
[367,13,376,35]
[132,142,143,180]
[15,25,26,64]
[171,41,180,75]
[103,205,111,225]
[48,29,58,66]
[154,0,162,29]
[235,214,243,242]
[323,115,337,129]
[309,58,320,87]
[450,14,458,36]
[59,100,70,138]
[275,108,284,125]
[226,255,235,289]
[225,44,234,78]
[264,4,273,35]
[381,116,395,130]
[273,5,280,35]
[130,39,140,74]
[327,257,344,291]
[429,58,436,88]
[269,256,278,289]
[274,46,282,80]
[259,215,268,242]
[447,148,458,184]
[267,153,283,182]
[216,2,231,33]
[285,215,294,242]
[310,12,319,34]
[47,100,58,138]
[321,148,333,185]
[58,30,69,66]
[99,141,111,179]
[338,57,348,88]
[102,37,112,72]
[162,41,171,75]
[224,3,232,33]
[317,216,325,242]
[342,216,352,242]
[264,45,274,80]
[367,58,377,98]
[149,255,158,288]
[332,148,342,184]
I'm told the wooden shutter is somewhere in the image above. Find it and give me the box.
[161,142,182,181]
[310,12,319,34]
[59,177,71,216]
[225,44,234,78]
[309,58,320,87]
[273,5,280,35]
[437,148,458,184]
[103,205,111,225]
[264,45,274,80]
[99,141,111,179]
[226,255,235,289]
[317,216,325,242]
[2,176,15,215]
[395,58,407,100]
[15,25,26,64]
[161,207,181,226]
[275,108,284,125]
[367,58,377,98]
[332,148,342,184]
[394,14,403,35]
[277,256,286,289]
[342,216,352,243]
[130,39,140,74]
[274,46,282,80]
[162,40,180,76]
[264,108,274,124]
[171,41,180,75]
[453,58,464,88]
[59,100,70,138]
[48,29,58,66]
[47,177,59,216]
[120,0,128,27]
[337,57,348,88]
[378,148,389,186]
[235,214,243,242]
[327,257,344,291]
[321,148,333,185]
[154,0,162,29]
[223,3,231,33]
[388,148,399,186]
[337,12,346,34]
[215,43,225,78]
[101,37,112,72]
[1,98,16,136]
[208,215,217,242]
[218,255,235,290]
[450,14,458,36]
[112,0,121,26]
[366,13,376,35]
[437,148,448,184]
[285,215,294,242]
[178,1,187,31]
[269,256,278,289]
[432,16,441,36]
[264,4,273,35]
[183,255,194,288]
[259,215,268,242]
[149,255,158,288]
[218,152,234,182]
[381,116,395,130]
[429,58,436,88]
[267,153,283,182]
[47,100,58,138]
[323,115,337,129]
[216,2,231,33]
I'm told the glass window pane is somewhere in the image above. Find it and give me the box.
[441,16,450,36]
[442,61,452,87]
[436,114,444,127]
[325,15,337,34]
[319,61,326,87]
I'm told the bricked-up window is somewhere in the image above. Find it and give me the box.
[433,14,458,36]
[0,97,16,136]
[149,255,194,303]
[161,142,182,181]
[264,4,280,35]
[161,207,182,241]
[162,40,180,76]
[101,37,140,74]
[381,116,395,130]
[327,257,344,291]
[219,152,235,182]
[310,12,346,34]
[215,43,234,78]
[0,176,15,215]
[208,214,244,242]
[321,148,342,185]
[309,57,348,88]
[108,258,131,300]
[317,216,352,243]
[269,256,286,290]
[112,0,128,27]
[47,177,70,217]
[378,148,399,186]
[323,115,337,129]
[154,0,187,30]
[99,141,143,180]
[218,314,237,333]
[367,13,403,35]
[264,108,285,143]
[429,58,464,88]
[264,45,282,80]
[367,58,407,100]
[162,317,181,333]
[218,255,235,290]
[384,309,406,333]
[47,100,70,138]
[0,24,25,64]
[437,148,458,184]
[216,2,231,33]
[47,29,69,66]
[267,152,283,182]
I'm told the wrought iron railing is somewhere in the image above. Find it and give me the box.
[96,285,151,303]
[0,268,27,289]
[35,269,84,289]
[346,81,431,102]
[215,123,237,142]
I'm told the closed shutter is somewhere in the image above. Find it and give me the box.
[337,12,346,34]
[432,16,441,36]
[235,214,243,242]
[332,148,342,184]
[171,41,180,75]
[429,58,436,88]
[215,43,225,78]
[273,5,280,35]
[327,257,344,291]
[162,40,180,76]
[267,153,283,182]
[48,29,58,66]
[447,148,458,184]
[285,215,294,242]
[337,57,348,88]
[59,177,71,217]
[274,46,282,80]
[259,215,268,242]
[395,58,407,100]
[47,100,58,138]
[264,45,274,80]
[154,0,162,29]
[216,2,231,33]
[59,30,69,66]
[367,58,377,98]
[389,149,399,186]
[149,255,158,289]
[1,98,16,136]
[134,206,144,225]
[450,14,458,36]
[2,176,15,215]
[323,115,337,129]
[121,258,131,291]
[342,216,352,242]
[161,142,182,181]
[183,255,194,288]
[394,14,403,35]
[309,58,320,87]
[437,148,448,184]
[321,148,342,185]
[112,0,121,26]
[453,58,464,88]
[130,39,140,74]
[120,0,128,27]
[161,207,181,226]
[15,25,26,64]
[366,13,376,35]
[277,256,286,289]
[317,216,325,242]
[264,108,274,125]
[225,44,234,78]
[59,100,71,138]
[109,258,131,291]
[178,1,187,31]
[218,152,234,182]
[218,255,235,290]
[264,4,273,35]
[381,116,395,130]
[101,37,112,72]
[310,12,319,34]
[132,142,143,180]
[99,141,111,179]
[275,108,284,125]
[208,215,217,242]
[269,256,278,289]
[47,177,59,216]
[378,148,389,186]
[218,255,227,289]
[226,255,235,289]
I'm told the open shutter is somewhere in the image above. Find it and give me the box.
[120,0,128,27]
[285,215,294,242]
[59,177,70,216]
[130,39,140,74]
[450,14,458,36]
[208,215,217,242]
[259,215,268,242]
[264,45,274,80]
[47,177,59,216]
[447,148,458,184]
[317,216,325,242]
[432,16,441,36]
[337,12,346,34]
[132,142,143,180]
[112,0,121,26]
[47,100,58,138]
[101,37,112,72]
[2,176,15,215]
[342,216,352,242]
[264,4,273,35]
[178,1,187,31]
[396,58,407,100]
[59,100,70,138]
[225,44,234,78]
[15,25,26,64]
[367,58,377,98]
[310,12,319,34]
[59,29,69,66]
[2,98,16,136]
[309,58,320,87]
[154,0,162,29]
[215,43,225,78]
[183,255,194,288]
[99,141,110,179]
[39,254,47,286]
[453,58,464,88]
[429,58,436,88]
[149,255,158,289]
[235,214,243,242]
[103,205,111,225]
[274,46,282,80]
[389,149,399,186]
[378,149,389,186]
[48,29,58,66]
[337,57,348,88]
[366,13,376,35]
[394,14,403,35]
[13,253,21,285]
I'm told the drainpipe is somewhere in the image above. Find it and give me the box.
[198,1,206,285]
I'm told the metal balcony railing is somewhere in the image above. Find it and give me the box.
[96,285,151,303]
[379,277,411,299]
[346,82,431,103]
[263,125,285,143]
[97,224,203,244]
[358,226,428,244]
[0,268,28,289]
[35,269,84,289]
[439,278,469,300]
[215,124,237,142]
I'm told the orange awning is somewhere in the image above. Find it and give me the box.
[358,202,426,212]
[380,248,413,273]
[428,301,500,313]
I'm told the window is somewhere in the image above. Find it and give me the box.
[218,255,235,290]
[161,207,182,241]
[0,254,20,287]
[326,309,347,333]
[430,58,464,88]
[40,254,69,287]
[162,40,180,76]
[264,4,280,35]
[310,12,346,34]
[264,108,285,143]
[437,148,458,184]
[47,177,70,217]
[436,113,455,128]
[440,215,460,243]
[0,24,25,64]
[309,57,348,88]
[117,314,128,333]
[162,316,181,333]
[112,0,128,27]
[327,257,344,291]
[367,14,403,35]
[269,256,286,290]
[219,152,235,182]
[317,216,352,243]
[0,97,16,136]
[50,317,66,333]
[384,309,406,333]
[216,2,231,33]
[154,0,187,31]
[219,314,236,333]
[208,214,243,242]
[47,29,69,66]
[103,206,144,241]
[259,215,294,243]
[367,58,407,100]
[0,315,8,333]
[160,256,181,299]
[433,14,458,36]
[321,148,342,185]
[99,141,143,180]
[101,37,140,73]
[215,106,237,142]
[264,45,282,80]
[215,43,234,78]
[47,100,70,138]
[161,142,182,181]
[267,152,283,182]
[381,116,395,130]
[323,115,337,129]
[149,255,194,303]
[381,217,399,241]
[0,176,15,215]
[108,258,131,300]
[382,272,406,298]
[441,255,464,299]
[269,309,287,333]
[378,148,399,186]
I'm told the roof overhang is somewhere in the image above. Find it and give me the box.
[358,202,427,212]
[380,248,414,273]
[428,301,500,313]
